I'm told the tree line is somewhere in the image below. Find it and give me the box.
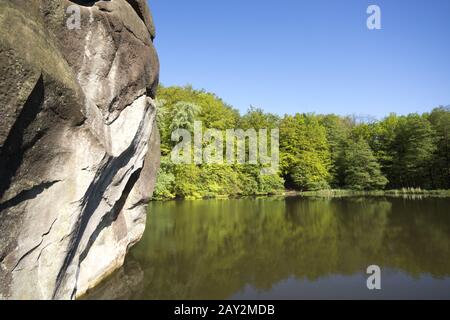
[153,85,450,200]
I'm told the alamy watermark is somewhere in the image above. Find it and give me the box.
[66,4,382,31]
[367,5,382,30]
[366,265,381,290]
[66,4,81,30]
[171,121,279,175]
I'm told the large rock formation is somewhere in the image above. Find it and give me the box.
[0,0,160,299]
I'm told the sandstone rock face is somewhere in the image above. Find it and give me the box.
[0,0,160,299]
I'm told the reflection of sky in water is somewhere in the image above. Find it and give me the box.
[231,270,450,300]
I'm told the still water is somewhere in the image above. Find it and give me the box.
[86,197,450,299]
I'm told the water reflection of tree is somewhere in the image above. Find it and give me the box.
[82,260,144,300]
[89,198,450,299]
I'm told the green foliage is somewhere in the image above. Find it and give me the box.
[280,114,331,191]
[157,84,239,130]
[169,101,201,132]
[258,173,286,195]
[153,85,450,200]
[152,157,176,200]
[319,114,352,187]
[156,162,284,200]
[157,85,239,156]
[154,86,285,199]
[238,106,280,130]
[388,114,436,188]
[289,152,330,191]
[428,106,450,188]
[341,139,388,190]
[367,113,399,185]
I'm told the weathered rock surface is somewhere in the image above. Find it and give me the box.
[0,0,160,299]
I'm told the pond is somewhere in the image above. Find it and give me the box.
[85,196,450,299]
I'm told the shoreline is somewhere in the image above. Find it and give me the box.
[151,188,450,202]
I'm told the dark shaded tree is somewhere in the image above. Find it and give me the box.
[341,139,388,190]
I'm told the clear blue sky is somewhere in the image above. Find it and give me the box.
[149,0,450,118]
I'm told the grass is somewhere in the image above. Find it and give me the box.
[296,188,450,198]
[152,188,450,201]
